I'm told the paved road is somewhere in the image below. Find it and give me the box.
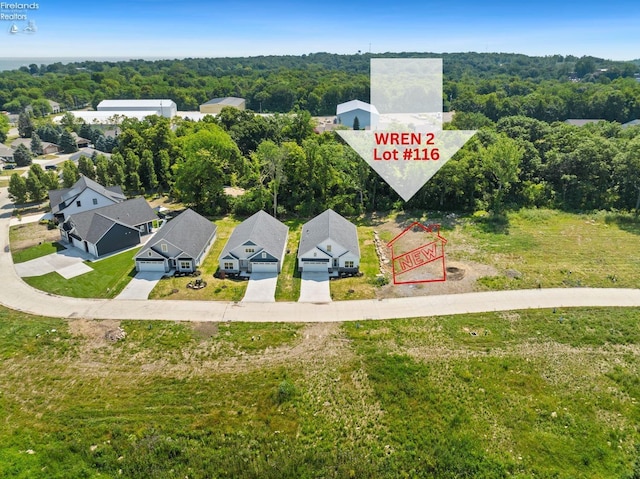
[1,187,640,322]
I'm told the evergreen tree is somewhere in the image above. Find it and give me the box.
[17,112,33,138]
[352,116,360,130]
[13,144,32,167]
[59,130,78,154]
[30,132,44,156]
[8,174,28,204]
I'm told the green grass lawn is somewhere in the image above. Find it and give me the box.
[22,248,138,298]
[150,216,248,301]
[0,306,639,478]
[274,219,303,301]
[12,241,65,264]
[456,209,640,290]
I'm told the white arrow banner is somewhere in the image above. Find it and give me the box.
[338,59,476,202]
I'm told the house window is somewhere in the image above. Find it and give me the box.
[327,245,332,252]
[148,252,152,256]
[92,198,98,205]
[179,261,191,270]
[246,248,255,253]
[224,262,234,270]
[345,261,354,268]
[261,252,266,259]
[76,200,81,207]
[161,244,168,253]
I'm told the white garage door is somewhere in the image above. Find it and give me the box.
[251,262,278,273]
[302,261,329,272]
[136,260,166,272]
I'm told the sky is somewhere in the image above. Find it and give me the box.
[1,0,639,61]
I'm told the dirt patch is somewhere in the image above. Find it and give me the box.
[192,322,219,339]
[378,260,498,298]
[147,195,184,211]
[223,186,246,197]
[69,318,122,350]
[10,222,61,251]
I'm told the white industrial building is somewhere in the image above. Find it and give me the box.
[96,99,177,118]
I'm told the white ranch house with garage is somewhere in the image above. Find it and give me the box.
[135,209,217,273]
[298,209,360,275]
[218,210,288,275]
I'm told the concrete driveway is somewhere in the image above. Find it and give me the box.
[299,271,331,303]
[116,271,165,300]
[242,273,278,303]
[14,246,93,279]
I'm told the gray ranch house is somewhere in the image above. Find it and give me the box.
[219,210,288,275]
[135,209,217,273]
[60,197,157,258]
[298,209,360,275]
[49,176,126,223]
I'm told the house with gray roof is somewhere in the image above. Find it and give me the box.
[0,145,14,162]
[135,209,217,273]
[60,197,157,258]
[49,175,126,222]
[298,209,360,275]
[200,97,246,114]
[218,210,288,275]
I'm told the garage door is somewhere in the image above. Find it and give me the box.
[301,261,329,272]
[251,262,278,273]
[136,260,166,272]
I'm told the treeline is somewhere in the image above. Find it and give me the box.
[12,107,638,218]
[1,52,638,118]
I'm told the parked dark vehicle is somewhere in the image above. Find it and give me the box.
[3,164,15,170]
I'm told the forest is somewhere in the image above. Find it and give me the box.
[3,52,640,217]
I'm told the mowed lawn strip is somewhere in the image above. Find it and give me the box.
[22,248,138,298]
[274,219,302,302]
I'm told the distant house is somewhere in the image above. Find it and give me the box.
[297,209,360,275]
[71,132,91,148]
[60,197,157,258]
[135,209,217,273]
[218,210,288,275]
[564,119,605,127]
[199,97,246,114]
[48,100,61,114]
[96,99,177,118]
[69,148,111,163]
[336,100,379,129]
[48,175,126,222]
[11,137,60,155]
[0,145,14,162]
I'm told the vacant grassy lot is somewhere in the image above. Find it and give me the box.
[462,209,640,290]
[9,222,61,262]
[22,248,138,298]
[0,306,639,478]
